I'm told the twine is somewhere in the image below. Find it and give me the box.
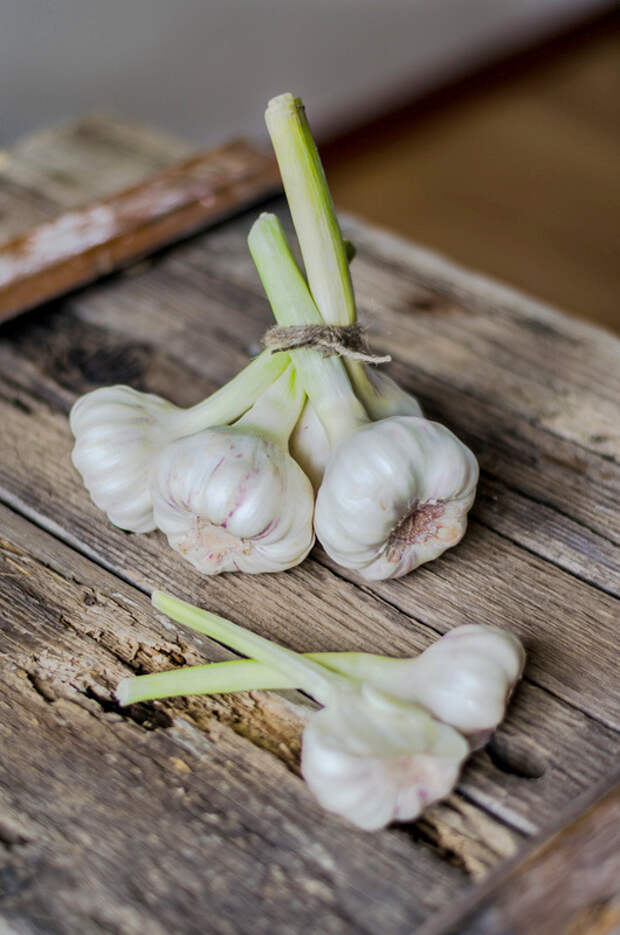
[262,323,391,364]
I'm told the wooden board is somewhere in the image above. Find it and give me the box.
[0,116,618,933]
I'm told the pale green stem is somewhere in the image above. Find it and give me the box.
[265,96,402,424]
[352,369,424,421]
[117,659,296,705]
[168,349,289,437]
[235,364,305,448]
[151,591,341,705]
[248,213,367,448]
[265,93,355,328]
[117,651,404,706]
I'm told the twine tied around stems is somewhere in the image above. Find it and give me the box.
[262,323,391,364]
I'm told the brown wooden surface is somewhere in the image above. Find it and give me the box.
[422,773,620,935]
[0,117,619,933]
[0,138,279,321]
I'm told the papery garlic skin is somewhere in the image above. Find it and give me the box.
[70,386,180,533]
[70,352,289,533]
[291,372,423,490]
[407,625,525,738]
[290,399,330,490]
[314,416,479,580]
[151,427,315,574]
[322,625,525,738]
[301,687,468,831]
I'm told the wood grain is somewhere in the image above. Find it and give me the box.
[0,504,475,934]
[0,116,618,933]
[422,774,620,935]
[0,140,279,321]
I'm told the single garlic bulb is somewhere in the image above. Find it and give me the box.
[69,351,288,533]
[291,369,423,490]
[301,687,468,831]
[314,416,478,580]
[150,367,315,575]
[70,385,180,533]
[319,624,525,737]
[403,625,525,737]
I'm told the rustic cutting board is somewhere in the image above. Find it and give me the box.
[0,116,618,935]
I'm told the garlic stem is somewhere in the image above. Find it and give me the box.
[169,348,290,436]
[265,93,355,329]
[117,658,296,706]
[265,95,404,423]
[116,651,390,706]
[248,213,366,447]
[151,591,338,704]
[235,363,305,448]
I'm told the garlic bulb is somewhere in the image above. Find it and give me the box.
[301,687,468,831]
[70,350,288,532]
[291,370,423,490]
[71,385,180,533]
[310,624,525,738]
[249,213,478,580]
[398,624,525,737]
[314,416,478,579]
[150,366,315,575]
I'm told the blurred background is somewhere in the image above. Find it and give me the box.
[2,0,618,330]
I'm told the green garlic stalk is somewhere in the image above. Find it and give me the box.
[118,592,472,831]
[70,350,288,532]
[149,365,315,575]
[265,93,421,421]
[120,621,524,740]
[249,214,478,580]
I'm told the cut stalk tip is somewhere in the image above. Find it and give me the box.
[116,678,133,707]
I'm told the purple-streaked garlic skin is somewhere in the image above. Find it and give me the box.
[314,416,479,580]
[150,426,315,574]
[70,385,180,533]
[301,686,468,831]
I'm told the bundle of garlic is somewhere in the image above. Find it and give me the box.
[70,91,478,580]
[117,592,525,831]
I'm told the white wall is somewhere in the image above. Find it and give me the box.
[1,0,607,147]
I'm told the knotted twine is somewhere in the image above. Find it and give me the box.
[262,323,391,364]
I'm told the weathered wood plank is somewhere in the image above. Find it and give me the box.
[0,142,279,321]
[0,503,507,934]
[0,115,194,227]
[421,774,620,935]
